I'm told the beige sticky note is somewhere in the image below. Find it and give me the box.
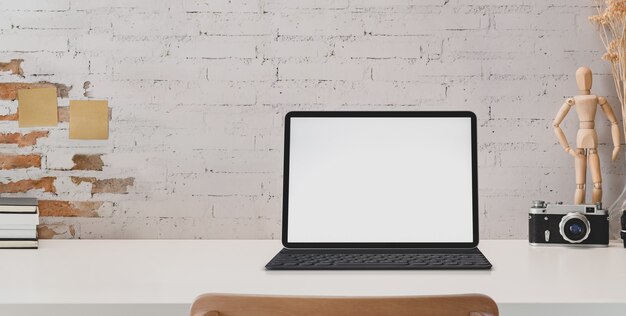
[18,87,58,127]
[69,100,109,140]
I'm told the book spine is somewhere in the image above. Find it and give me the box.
[0,213,40,225]
[0,238,38,241]
[0,211,38,214]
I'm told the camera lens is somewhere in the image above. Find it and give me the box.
[564,219,587,240]
[569,223,583,235]
[559,213,591,243]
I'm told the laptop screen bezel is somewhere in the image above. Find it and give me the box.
[282,111,479,249]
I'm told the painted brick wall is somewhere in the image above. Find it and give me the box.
[0,0,622,239]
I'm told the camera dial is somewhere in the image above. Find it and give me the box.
[559,212,591,243]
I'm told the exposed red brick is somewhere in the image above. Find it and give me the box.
[0,107,106,123]
[37,224,76,239]
[37,225,56,239]
[0,131,48,147]
[72,177,135,194]
[71,154,104,171]
[0,59,23,76]
[0,154,41,169]
[0,81,71,100]
[0,113,18,121]
[58,106,70,122]
[0,177,56,193]
[0,107,69,122]
[39,200,102,217]
[71,177,94,185]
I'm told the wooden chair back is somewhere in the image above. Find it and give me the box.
[190,293,498,316]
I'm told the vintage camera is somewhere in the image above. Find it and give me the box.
[529,200,609,246]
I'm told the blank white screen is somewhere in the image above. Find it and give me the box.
[287,117,474,243]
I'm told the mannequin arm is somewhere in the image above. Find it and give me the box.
[598,96,621,161]
[553,98,575,154]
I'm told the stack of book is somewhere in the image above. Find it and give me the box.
[0,197,39,249]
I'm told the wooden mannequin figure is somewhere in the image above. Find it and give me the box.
[553,66,621,205]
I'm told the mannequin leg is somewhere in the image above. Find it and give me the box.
[589,148,602,204]
[574,148,587,204]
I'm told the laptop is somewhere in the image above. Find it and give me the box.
[265,111,492,270]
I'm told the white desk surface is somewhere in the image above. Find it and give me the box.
[1,240,625,315]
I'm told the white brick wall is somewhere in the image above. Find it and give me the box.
[1,0,623,239]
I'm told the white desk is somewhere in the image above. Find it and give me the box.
[0,240,625,316]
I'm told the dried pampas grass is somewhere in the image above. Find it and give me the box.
[590,0,626,139]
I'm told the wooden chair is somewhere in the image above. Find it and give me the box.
[190,293,498,316]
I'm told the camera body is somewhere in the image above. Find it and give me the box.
[529,200,609,246]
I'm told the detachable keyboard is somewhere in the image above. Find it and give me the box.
[265,248,492,270]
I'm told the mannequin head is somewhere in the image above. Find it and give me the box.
[576,66,592,94]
